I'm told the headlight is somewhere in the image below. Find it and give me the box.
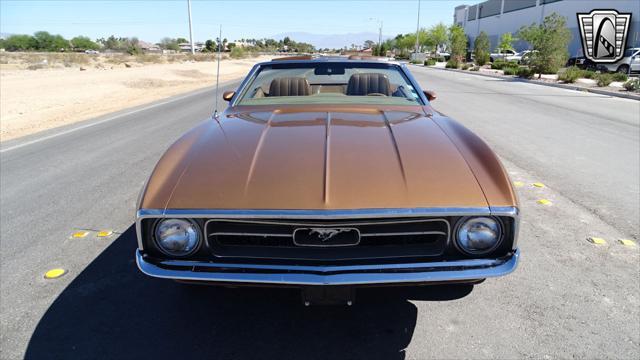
[455,217,502,255]
[154,218,200,256]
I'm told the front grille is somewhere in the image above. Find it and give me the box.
[205,218,449,261]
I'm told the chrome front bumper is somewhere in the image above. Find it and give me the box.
[136,249,519,286]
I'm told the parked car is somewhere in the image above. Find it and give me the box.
[566,56,597,71]
[84,49,99,54]
[490,49,516,62]
[508,50,534,64]
[135,57,520,305]
[596,47,640,73]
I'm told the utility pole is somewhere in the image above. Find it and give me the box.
[369,18,383,54]
[415,0,421,54]
[187,0,195,54]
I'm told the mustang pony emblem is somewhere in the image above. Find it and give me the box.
[308,228,350,241]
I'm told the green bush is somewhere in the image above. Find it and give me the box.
[445,59,459,69]
[581,70,597,79]
[517,66,535,79]
[424,58,437,66]
[491,59,506,69]
[595,73,614,87]
[502,66,518,75]
[473,31,490,66]
[436,56,446,62]
[517,13,571,77]
[623,78,640,92]
[469,66,480,71]
[612,72,628,82]
[557,66,583,83]
[409,59,421,64]
[230,47,246,59]
[461,63,472,70]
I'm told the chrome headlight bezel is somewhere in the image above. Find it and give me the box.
[454,216,504,256]
[153,218,202,257]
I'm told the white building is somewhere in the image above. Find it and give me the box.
[454,0,640,56]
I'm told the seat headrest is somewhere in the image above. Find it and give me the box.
[346,73,391,96]
[268,77,312,97]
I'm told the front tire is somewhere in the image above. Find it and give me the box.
[617,65,629,74]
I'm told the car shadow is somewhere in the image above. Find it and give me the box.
[25,225,473,360]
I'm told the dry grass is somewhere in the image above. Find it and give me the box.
[0,51,254,71]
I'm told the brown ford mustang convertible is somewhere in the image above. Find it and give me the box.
[136,57,519,304]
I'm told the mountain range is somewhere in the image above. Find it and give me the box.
[271,32,392,49]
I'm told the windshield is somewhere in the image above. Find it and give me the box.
[623,48,639,57]
[235,62,423,106]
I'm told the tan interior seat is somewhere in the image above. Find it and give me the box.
[346,73,392,96]
[268,77,312,96]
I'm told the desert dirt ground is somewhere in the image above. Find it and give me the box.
[0,53,270,141]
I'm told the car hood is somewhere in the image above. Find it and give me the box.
[142,106,490,210]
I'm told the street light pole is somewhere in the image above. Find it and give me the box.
[187,0,195,54]
[415,0,421,54]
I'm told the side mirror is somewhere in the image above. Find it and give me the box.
[222,90,235,102]
[423,90,437,102]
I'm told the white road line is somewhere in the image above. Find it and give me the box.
[0,86,216,154]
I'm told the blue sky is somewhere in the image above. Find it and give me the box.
[0,0,480,44]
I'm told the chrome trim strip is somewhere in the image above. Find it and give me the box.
[136,249,519,286]
[361,231,446,237]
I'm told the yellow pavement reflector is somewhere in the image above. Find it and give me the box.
[618,239,637,247]
[587,237,607,245]
[532,182,545,188]
[513,181,524,187]
[72,231,90,238]
[97,230,113,237]
[44,268,67,279]
[537,199,552,206]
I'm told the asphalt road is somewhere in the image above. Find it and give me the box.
[1,68,638,360]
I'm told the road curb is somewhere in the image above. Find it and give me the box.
[419,65,640,101]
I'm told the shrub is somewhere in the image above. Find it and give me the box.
[623,78,640,92]
[581,70,597,79]
[461,63,472,70]
[424,59,436,66]
[469,66,480,71]
[436,56,446,62]
[502,66,518,75]
[517,66,535,79]
[473,31,490,66]
[445,59,459,68]
[612,72,628,82]
[449,24,467,63]
[491,59,506,69]
[230,47,246,59]
[557,66,582,83]
[596,73,614,87]
[517,13,571,77]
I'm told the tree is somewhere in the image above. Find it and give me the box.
[204,39,217,52]
[33,31,69,51]
[227,42,236,50]
[71,36,99,50]
[364,40,375,49]
[283,36,291,46]
[2,34,37,51]
[498,32,515,53]
[474,31,490,66]
[517,12,571,77]
[430,23,448,52]
[448,24,467,63]
[160,37,180,51]
[176,37,188,44]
